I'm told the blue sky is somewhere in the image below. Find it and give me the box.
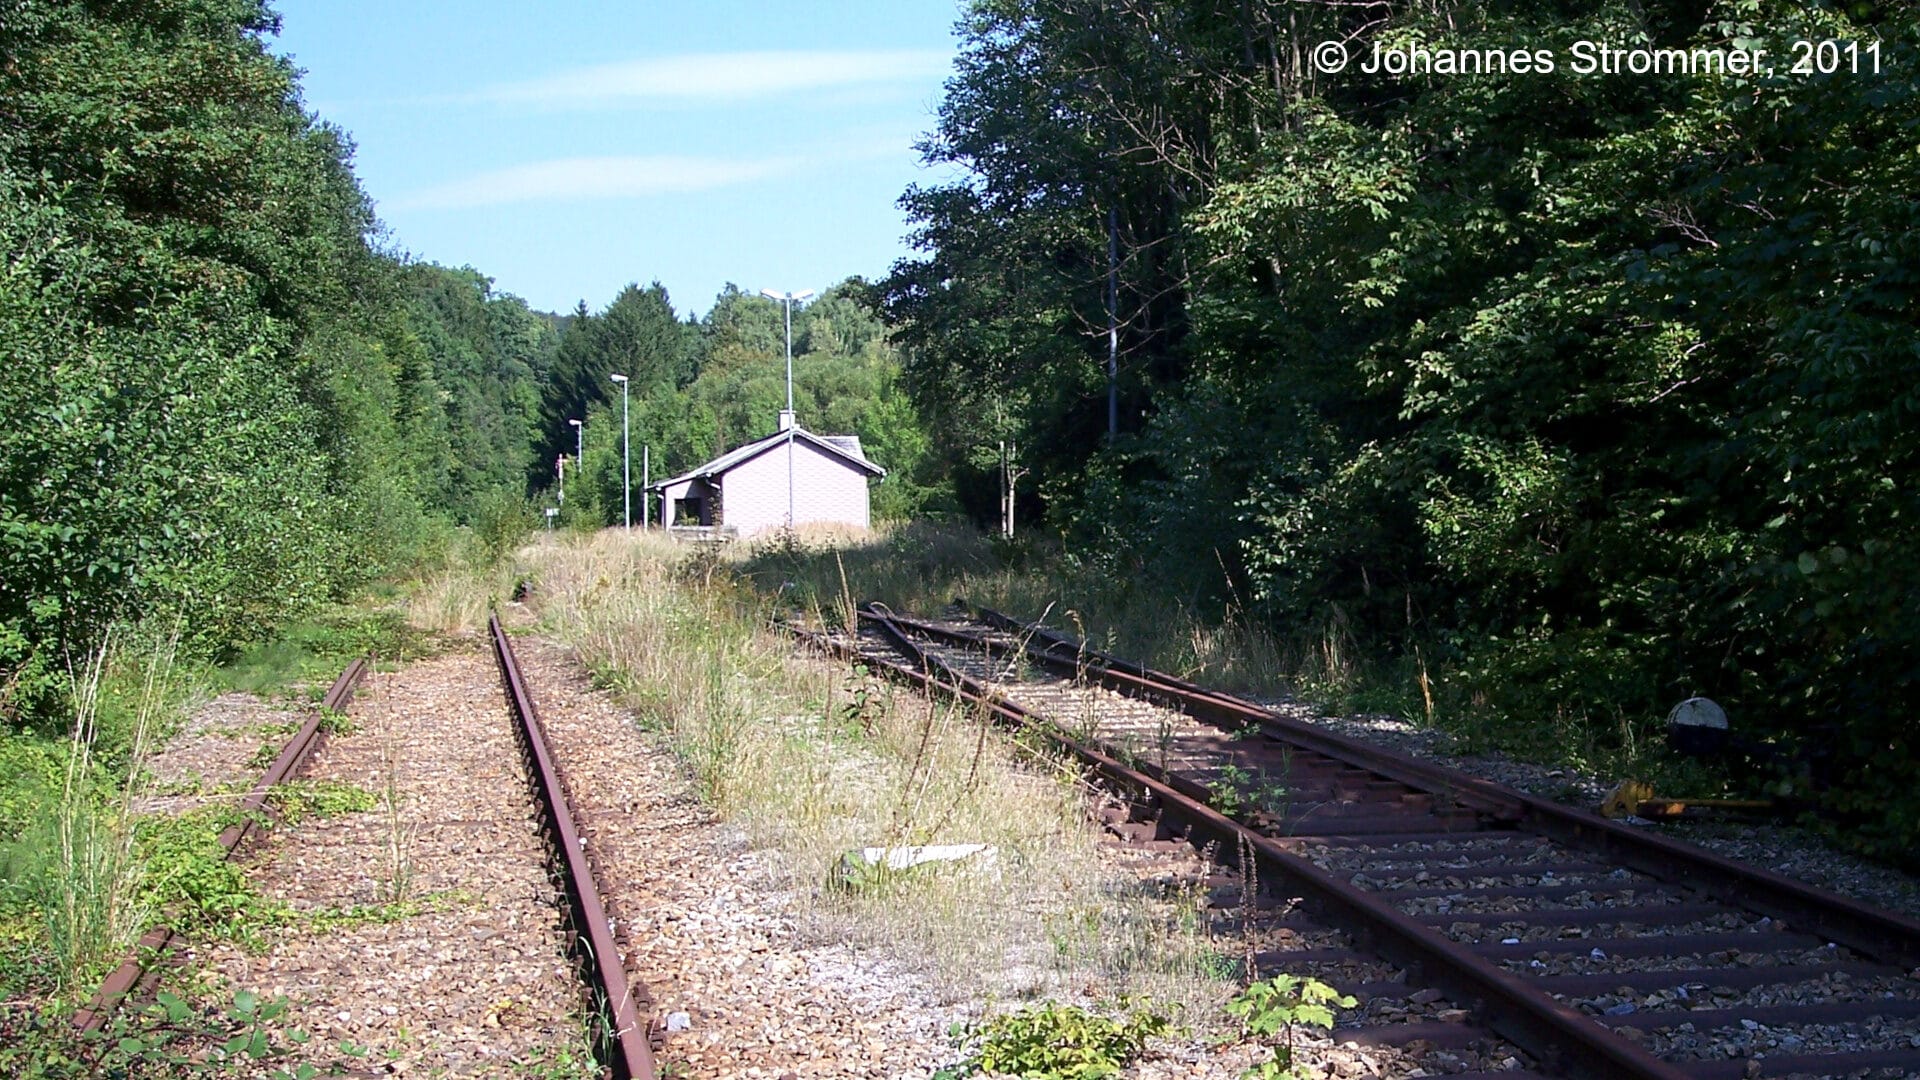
[273,1,968,317]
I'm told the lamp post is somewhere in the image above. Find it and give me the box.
[566,418,583,519]
[608,373,630,530]
[759,287,813,527]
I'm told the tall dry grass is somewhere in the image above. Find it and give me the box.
[511,529,1239,1016]
[8,631,174,995]
[732,521,1294,694]
[407,560,524,635]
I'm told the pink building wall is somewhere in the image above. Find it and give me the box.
[720,438,872,536]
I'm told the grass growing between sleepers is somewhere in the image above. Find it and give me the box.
[455,528,1245,1034]
[0,591,429,1076]
[216,606,437,700]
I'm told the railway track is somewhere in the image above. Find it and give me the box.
[797,601,1920,1080]
[73,658,372,1033]
[490,613,659,1080]
[76,625,662,1080]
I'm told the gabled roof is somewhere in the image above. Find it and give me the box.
[647,424,885,491]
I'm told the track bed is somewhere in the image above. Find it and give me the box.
[808,603,1920,1080]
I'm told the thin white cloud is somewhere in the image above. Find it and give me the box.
[480,49,952,107]
[393,155,794,210]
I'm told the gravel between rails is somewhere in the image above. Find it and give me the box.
[504,629,973,1078]
[510,625,1540,1079]
[131,691,305,817]
[193,644,591,1076]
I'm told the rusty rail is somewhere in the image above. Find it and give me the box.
[804,609,1692,1080]
[859,603,1920,1078]
[960,603,1920,970]
[488,613,657,1080]
[74,656,370,1033]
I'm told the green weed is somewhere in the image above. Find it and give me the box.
[1226,974,1356,1080]
[134,809,283,945]
[937,999,1173,1080]
[0,989,327,1079]
[299,889,474,933]
[216,607,428,699]
[1207,763,1291,821]
[265,780,378,825]
[316,706,355,737]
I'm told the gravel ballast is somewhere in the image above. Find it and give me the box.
[194,645,592,1075]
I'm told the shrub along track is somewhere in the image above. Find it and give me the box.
[797,602,1920,1080]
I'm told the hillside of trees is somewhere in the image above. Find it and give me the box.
[881,0,1920,851]
[0,0,936,728]
[539,279,940,526]
[2,0,414,713]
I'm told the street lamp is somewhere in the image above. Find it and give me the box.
[608,374,630,530]
[759,288,814,427]
[566,417,583,517]
[760,287,813,527]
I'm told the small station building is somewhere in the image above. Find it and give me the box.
[648,411,885,538]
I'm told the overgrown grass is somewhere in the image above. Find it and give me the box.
[736,521,1292,694]
[264,779,379,825]
[0,611,400,1006]
[404,518,535,635]
[406,563,523,635]
[506,529,1239,1019]
[730,522,1723,794]
[0,632,174,999]
[216,606,435,698]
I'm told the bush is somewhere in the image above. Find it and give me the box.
[467,487,535,568]
[940,1000,1171,1080]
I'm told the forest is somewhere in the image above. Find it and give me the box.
[0,0,938,729]
[881,0,1920,851]
[3,0,1919,863]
